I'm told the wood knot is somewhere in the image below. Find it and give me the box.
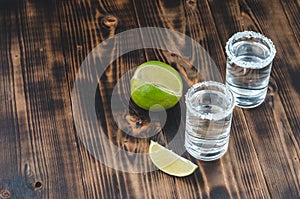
[34,181,43,191]
[0,189,11,199]
[186,0,197,8]
[101,15,119,30]
[135,120,143,128]
[24,163,43,191]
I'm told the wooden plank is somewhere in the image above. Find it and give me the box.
[1,1,87,198]
[238,0,300,198]
[131,0,244,198]
[207,1,277,198]
[0,8,20,189]
[57,0,149,198]
[0,7,41,198]
[210,0,300,198]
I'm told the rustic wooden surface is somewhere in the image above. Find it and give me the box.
[0,0,299,198]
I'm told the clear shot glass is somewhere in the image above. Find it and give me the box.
[185,81,235,161]
[225,31,276,108]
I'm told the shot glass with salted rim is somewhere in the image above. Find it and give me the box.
[225,31,276,108]
[185,81,235,161]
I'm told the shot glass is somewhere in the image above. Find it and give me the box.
[185,81,235,161]
[225,31,276,108]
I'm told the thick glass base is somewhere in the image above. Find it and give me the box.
[226,83,267,109]
[185,134,229,161]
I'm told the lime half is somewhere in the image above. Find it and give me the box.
[130,61,183,111]
[149,141,198,177]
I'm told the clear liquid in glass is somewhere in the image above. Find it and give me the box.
[225,31,276,108]
[185,88,233,161]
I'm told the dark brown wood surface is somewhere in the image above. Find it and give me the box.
[0,0,299,198]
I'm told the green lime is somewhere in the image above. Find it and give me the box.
[130,61,183,111]
[149,141,198,177]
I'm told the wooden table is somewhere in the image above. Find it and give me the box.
[0,0,299,198]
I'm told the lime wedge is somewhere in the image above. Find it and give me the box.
[149,140,198,177]
[130,61,183,111]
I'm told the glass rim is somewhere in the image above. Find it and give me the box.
[225,31,276,69]
[185,81,235,121]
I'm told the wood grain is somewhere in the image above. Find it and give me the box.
[0,0,299,198]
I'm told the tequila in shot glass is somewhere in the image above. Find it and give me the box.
[225,31,276,108]
[185,81,235,161]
